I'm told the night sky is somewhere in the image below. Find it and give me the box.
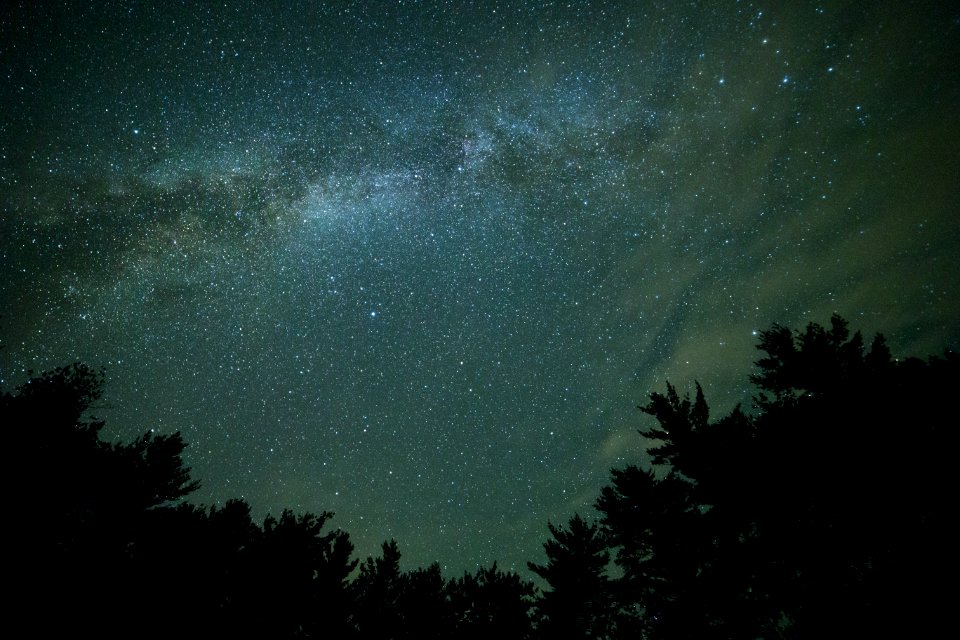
[2,1,958,575]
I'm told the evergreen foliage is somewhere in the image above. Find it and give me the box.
[3,316,953,637]
[594,315,956,638]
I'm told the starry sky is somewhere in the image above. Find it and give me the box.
[2,1,958,575]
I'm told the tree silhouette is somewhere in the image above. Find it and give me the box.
[3,362,205,637]
[446,562,537,640]
[351,540,454,639]
[596,466,713,637]
[231,509,357,638]
[528,514,617,638]
[6,314,955,638]
[593,315,958,638]
[401,563,453,639]
[2,361,362,639]
[349,542,538,639]
[352,539,406,638]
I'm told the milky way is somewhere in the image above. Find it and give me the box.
[2,1,958,574]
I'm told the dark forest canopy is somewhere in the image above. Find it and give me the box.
[3,315,954,638]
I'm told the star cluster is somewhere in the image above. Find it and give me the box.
[2,1,958,573]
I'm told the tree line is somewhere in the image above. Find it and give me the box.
[3,315,954,638]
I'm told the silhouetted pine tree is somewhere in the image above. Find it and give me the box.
[3,362,202,637]
[351,540,453,639]
[528,513,617,638]
[447,563,537,640]
[352,539,405,638]
[593,315,957,638]
[2,361,360,639]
